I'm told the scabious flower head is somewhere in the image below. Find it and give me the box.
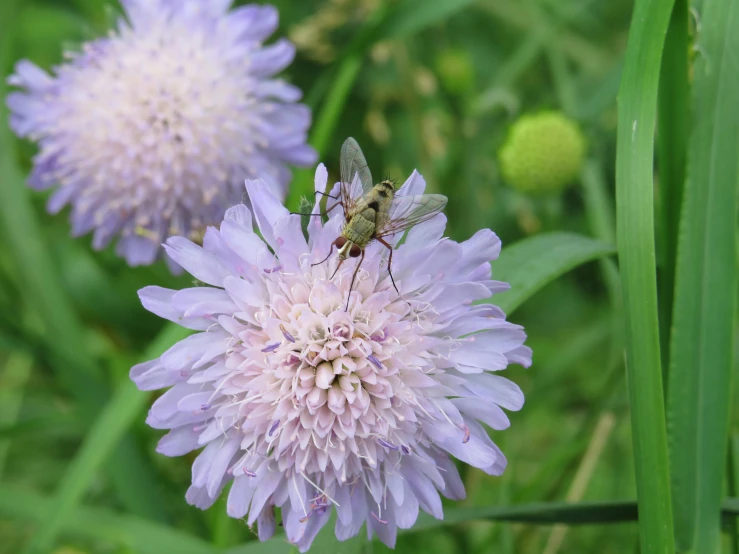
[131,166,531,550]
[499,111,585,195]
[7,0,315,266]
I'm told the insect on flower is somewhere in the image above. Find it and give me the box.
[307,137,448,309]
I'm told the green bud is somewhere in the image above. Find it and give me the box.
[499,112,585,194]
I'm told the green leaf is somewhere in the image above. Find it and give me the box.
[615,0,676,551]
[656,0,689,380]
[412,500,638,531]
[24,324,191,554]
[486,232,615,315]
[405,499,739,534]
[0,484,216,554]
[666,0,739,551]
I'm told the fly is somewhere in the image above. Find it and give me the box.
[306,137,447,310]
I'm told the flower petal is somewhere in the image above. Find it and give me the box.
[164,237,231,287]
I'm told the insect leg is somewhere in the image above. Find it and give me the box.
[345,250,365,312]
[311,243,335,267]
[376,237,400,297]
[291,201,343,217]
[315,191,340,200]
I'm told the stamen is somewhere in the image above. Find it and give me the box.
[370,328,388,342]
[264,265,282,274]
[268,420,280,437]
[243,468,257,477]
[261,343,280,353]
[377,438,399,451]
[401,445,411,455]
[280,324,296,343]
[462,425,471,444]
[200,404,211,411]
[367,354,383,370]
[372,511,388,525]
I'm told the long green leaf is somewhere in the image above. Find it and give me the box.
[615,0,676,551]
[487,232,615,315]
[656,0,689,381]
[666,0,739,551]
[25,324,190,553]
[0,484,216,554]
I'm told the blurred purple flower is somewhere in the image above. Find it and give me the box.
[131,165,531,550]
[6,0,315,266]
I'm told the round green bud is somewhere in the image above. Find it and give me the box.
[499,112,585,194]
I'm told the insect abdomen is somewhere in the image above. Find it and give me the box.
[343,210,376,247]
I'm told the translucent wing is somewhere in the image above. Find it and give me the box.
[376,194,448,237]
[340,138,374,212]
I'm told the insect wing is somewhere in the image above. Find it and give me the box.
[340,138,374,212]
[376,194,448,237]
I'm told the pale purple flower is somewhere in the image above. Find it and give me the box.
[6,0,315,266]
[131,165,532,550]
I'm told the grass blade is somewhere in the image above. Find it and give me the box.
[666,0,739,551]
[24,324,190,553]
[656,0,689,380]
[486,232,615,314]
[615,0,676,551]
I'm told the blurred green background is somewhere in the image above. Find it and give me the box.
[0,0,651,552]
